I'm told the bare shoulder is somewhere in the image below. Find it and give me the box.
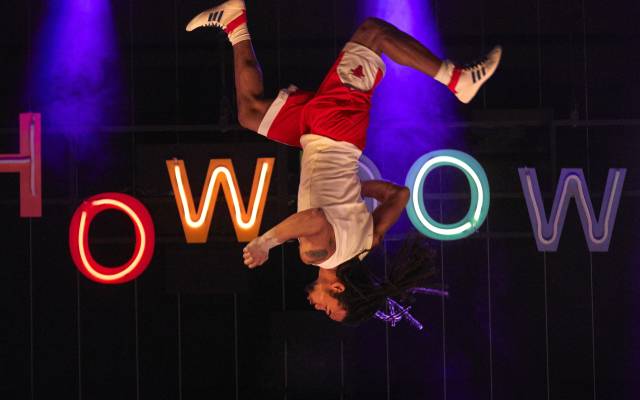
[298,208,336,265]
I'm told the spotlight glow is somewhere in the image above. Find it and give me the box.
[357,0,456,186]
[30,0,120,136]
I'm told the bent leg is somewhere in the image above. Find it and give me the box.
[349,17,442,77]
[232,41,272,132]
[349,17,501,103]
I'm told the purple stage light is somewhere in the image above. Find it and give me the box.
[357,0,457,190]
[29,0,121,140]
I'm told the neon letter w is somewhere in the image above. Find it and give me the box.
[166,158,275,243]
[518,168,626,252]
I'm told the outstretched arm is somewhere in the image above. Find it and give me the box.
[243,208,327,268]
[362,180,410,247]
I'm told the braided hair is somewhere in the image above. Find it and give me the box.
[333,235,439,326]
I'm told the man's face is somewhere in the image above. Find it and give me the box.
[306,280,347,322]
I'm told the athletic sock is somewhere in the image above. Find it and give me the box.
[226,10,251,46]
[434,59,456,89]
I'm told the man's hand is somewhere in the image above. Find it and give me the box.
[241,208,328,268]
[243,236,270,268]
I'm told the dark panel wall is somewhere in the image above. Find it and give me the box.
[1,1,639,399]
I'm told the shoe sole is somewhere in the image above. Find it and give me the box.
[186,0,246,32]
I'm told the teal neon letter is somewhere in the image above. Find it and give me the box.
[405,150,490,240]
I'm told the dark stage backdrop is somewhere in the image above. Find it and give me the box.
[1,0,639,399]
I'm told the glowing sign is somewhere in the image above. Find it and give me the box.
[0,113,41,217]
[69,193,155,284]
[405,150,490,240]
[357,154,382,212]
[519,168,626,252]
[166,158,275,243]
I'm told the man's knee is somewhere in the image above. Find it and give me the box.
[237,107,257,131]
[237,112,250,130]
[237,99,254,129]
[359,17,388,32]
[237,98,267,131]
[352,17,394,52]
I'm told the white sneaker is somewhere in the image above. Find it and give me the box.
[448,46,502,104]
[186,0,248,43]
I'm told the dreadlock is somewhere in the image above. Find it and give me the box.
[333,235,439,326]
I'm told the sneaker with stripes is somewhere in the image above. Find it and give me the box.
[436,46,502,104]
[186,0,250,46]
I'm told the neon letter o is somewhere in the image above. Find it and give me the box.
[358,154,383,212]
[405,150,490,241]
[69,193,155,284]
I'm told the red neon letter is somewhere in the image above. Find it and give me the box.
[0,113,42,217]
[69,193,155,284]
